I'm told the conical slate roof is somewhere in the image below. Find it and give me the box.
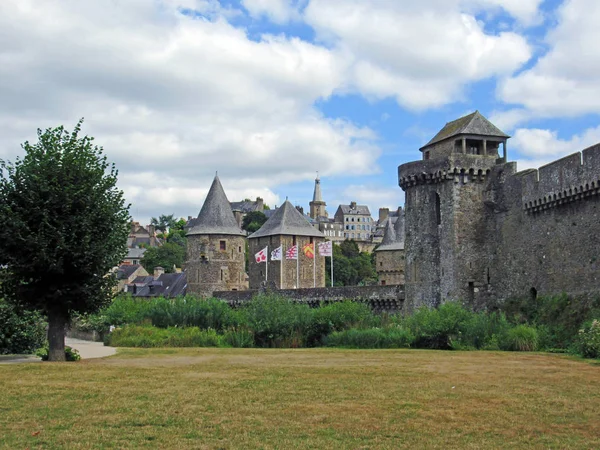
[312,175,323,202]
[394,209,405,240]
[421,111,509,150]
[248,200,324,239]
[187,176,245,236]
[376,216,404,251]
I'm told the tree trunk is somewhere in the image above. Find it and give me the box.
[47,310,67,362]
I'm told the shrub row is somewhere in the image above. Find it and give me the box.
[0,299,46,354]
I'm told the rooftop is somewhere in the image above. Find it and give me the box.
[248,200,324,239]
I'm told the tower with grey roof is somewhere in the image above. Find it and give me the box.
[309,174,327,220]
[248,200,326,289]
[374,209,405,286]
[185,175,247,296]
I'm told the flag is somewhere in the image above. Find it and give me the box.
[255,246,267,263]
[318,240,332,257]
[285,245,298,260]
[271,246,282,261]
[303,242,315,259]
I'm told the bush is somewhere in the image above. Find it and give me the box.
[402,301,472,349]
[36,345,80,361]
[0,299,47,354]
[222,327,255,348]
[305,301,375,347]
[500,325,539,352]
[575,319,600,358]
[243,294,312,348]
[325,326,414,349]
[108,325,221,348]
[457,311,511,350]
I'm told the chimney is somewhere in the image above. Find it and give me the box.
[350,201,357,209]
[379,208,389,223]
[154,266,165,279]
[256,197,264,210]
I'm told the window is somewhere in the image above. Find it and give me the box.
[435,193,441,226]
[239,246,242,253]
[220,269,224,281]
[220,240,226,251]
[293,236,297,246]
[424,151,430,160]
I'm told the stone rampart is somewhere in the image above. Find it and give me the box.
[213,285,406,314]
[521,144,600,213]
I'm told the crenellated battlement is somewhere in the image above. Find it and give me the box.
[398,154,499,190]
[520,144,600,213]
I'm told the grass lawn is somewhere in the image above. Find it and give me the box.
[1,348,599,449]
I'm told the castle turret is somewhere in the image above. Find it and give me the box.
[185,175,247,296]
[248,200,325,289]
[375,213,405,286]
[399,111,511,309]
[309,174,327,219]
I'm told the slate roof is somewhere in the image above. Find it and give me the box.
[248,200,324,239]
[117,264,142,280]
[421,111,509,150]
[131,272,187,298]
[188,176,245,236]
[337,204,371,215]
[376,217,404,251]
[125,247,146,259]
[312,175,323,202]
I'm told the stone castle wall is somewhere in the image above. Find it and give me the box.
[213,284,405,314]
[248,235,325,289]
[185,234,247,297]
[399,144,600,309]
[375,250,405,286]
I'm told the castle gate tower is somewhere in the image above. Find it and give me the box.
[185,175,247,297]
[398,111,509,309]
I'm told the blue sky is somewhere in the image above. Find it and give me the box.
[1,0,599,223]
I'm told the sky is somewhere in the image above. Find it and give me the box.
[1,0,600,225]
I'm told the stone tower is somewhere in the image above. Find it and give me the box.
[185,175,247,297]
[398,111,509,309]
[309,174,327,219]
[248,200,325,289]
[375,210,405,286]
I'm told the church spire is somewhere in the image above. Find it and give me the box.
[309,172,327,219]
[312,172,322,202]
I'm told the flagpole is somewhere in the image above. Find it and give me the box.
[280,244,283,289]
[331,243,334,287]
[296,241,299,289]
[265,245,268,283]
[313,242,316,288]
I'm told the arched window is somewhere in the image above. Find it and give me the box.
[435,193,441,225]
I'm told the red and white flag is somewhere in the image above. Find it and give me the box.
[255,246,267,263]
[318,240,333,257]
[285,245,298,260]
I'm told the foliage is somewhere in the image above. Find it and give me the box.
[501,293,600,348]
[221,327,255,348]
[241,211,268,233]
[0,120,130,361]
[150,214,177,233]
[575,320,600,358]
[305,301,375,346]
[325,240,377,286]
[456,310,512,350]
[242,294,312,347]
[499,325,539,352]
[141,242,185,273]
[36,345,81,361]
[325,326,414,348]
[0,299,47,354]
[108,325,221,348]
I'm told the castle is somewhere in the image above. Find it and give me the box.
[399,111,600,310]
[185,111,599,311]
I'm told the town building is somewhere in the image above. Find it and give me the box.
[334,202,374,241]
[248,200,325,289]
[185,175,247,297]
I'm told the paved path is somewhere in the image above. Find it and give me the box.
[66,338,117,359]
[0,339,116,364]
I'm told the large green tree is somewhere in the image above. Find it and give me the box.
[242,211,268,233]
[150,213,177,234]
[0,121,130,361]
[141,243,185,273]
[325,240,377,286]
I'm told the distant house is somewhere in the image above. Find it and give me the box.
[115,264,149,292]
[122,222,163,266]
[334,202,374,241]
[126,267,187,298]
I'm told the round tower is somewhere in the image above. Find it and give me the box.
[398,111,509,309]
[185,175,247,297]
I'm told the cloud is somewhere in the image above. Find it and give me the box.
[0,0,379,225]
[329,185,404,221]
[241,0,304,24]
[511,125,600,170]
[489,108,533,131]
[499,0,600,117]
[303,0,532,110]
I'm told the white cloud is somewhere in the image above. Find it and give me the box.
[499,0,600,116]
[0,0,379,224]
[242,0,304,24]
[331,185,404,220]
[489,108,533,131]
[304,0,533,109]
[511,125,600,170]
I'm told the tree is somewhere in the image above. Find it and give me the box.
[141,243,185,273]
[150,213,177,234]
[326,240,377,286]
[242,211,268,233]
[0,121,130,361]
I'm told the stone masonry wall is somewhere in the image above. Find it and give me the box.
[375,250,405,286]
[213,284,406,314]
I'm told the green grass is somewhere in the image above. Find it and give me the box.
[1,348,599,449]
